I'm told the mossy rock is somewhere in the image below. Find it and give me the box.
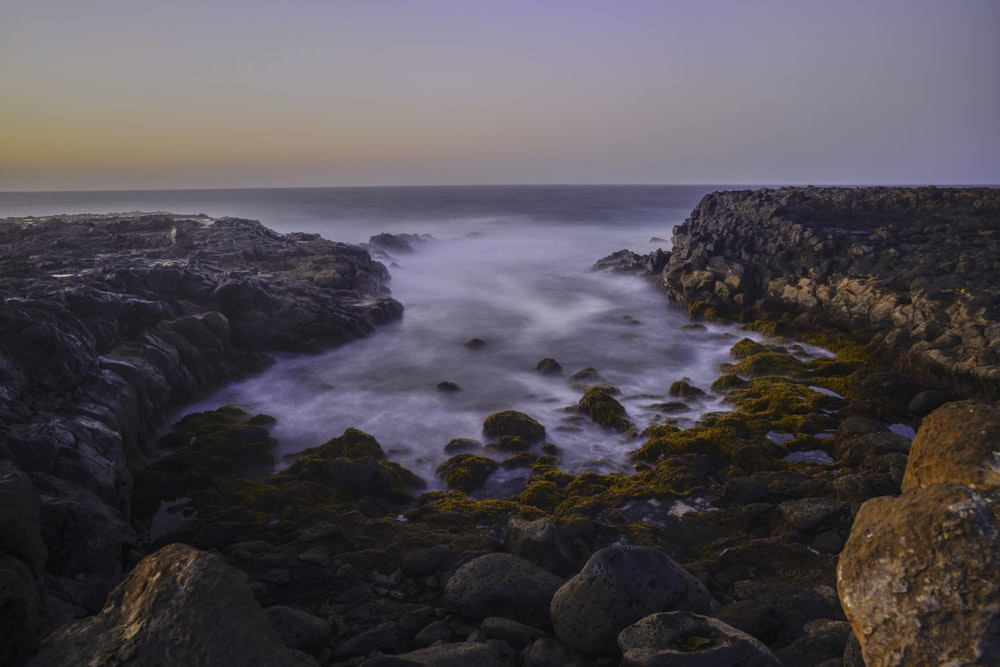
[483,410,546,443]
[436,454,499,493]
[406,491,543,529]
[536,357,564,375]
[444,438,482,454]
[502,452,540,469]
[669,380,707,398]
[487,435,530,453]
[313,428,387,459]
[578,385,634,432]
[519,479,565,512]
[710,374,749,392]
[570,367,601,382]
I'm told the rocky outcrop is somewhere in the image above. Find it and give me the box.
[0,213,400,648]
[25,542,317,666]
[657,187,1000,397]
[837,400,1000,665]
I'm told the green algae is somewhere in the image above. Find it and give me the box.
[436,454,499,493]
[578,385,634,432]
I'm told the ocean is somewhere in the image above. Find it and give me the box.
[1,185,792,488]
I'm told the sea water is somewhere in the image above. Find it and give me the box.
[1,185,770,486]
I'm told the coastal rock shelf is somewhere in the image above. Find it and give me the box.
[658,187,1000,397]
[0,213,400,661]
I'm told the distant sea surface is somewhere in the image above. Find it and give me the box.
[1,185,794,487]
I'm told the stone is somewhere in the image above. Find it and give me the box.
[777,497,850,532]
[26,543,317,667]
[0,554,42,666]
[482,410,546,443]
[444,552,564,629]
[901,399,1000,492]
[0,464,46,575]
[617,612,781,666]
[503,514,575,576]
[577,385,633,432]
[550,545,714,655]
[906,389,955,416]
[838,483,1000,665]
[536,357,563,375]
[264,604,331,653]
[481,616,548,648]
[392,641,518,667]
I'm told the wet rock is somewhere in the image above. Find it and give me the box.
[436,380,461,392]
[669,379,706,398]
[550,544,714,655]
[26,543,316,667]
[523,637,574,667]
[535,357,563,375]
[464,337,487,350]
[436,454,499,494]
[483,410,546,443]
[617,611,781,667]
[906,389,955,416]
[444,552,564,629]
[0,554,42,666]
[577,385,634,432]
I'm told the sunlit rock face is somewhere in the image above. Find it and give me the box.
[25,543,317,667]
[660,186,1000,398]
[837,400,1000,666]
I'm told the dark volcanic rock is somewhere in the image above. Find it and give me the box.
[550,544,714,655]
[617,611,781,667]
[660,187,1000,397]
[0,213,401,644]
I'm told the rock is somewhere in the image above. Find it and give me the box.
[482,410,546,443]
[660,186,1000,396]
[436,380,461,392]
[550,545,714,655]
[669,380,706,398]
[391,641,518,666]
[901,399,1000,491]
[577,385,634,432]
[414,619,456,646]
[444,552,564,629]
[464,337,487,350]
[503,514,575,576]
[777,497,850,532]
[773,619,853,667]
[481,616,548,648]
[906,389,955,416]
[26,543,317,667]
[334,620,403,660]
[535,357,563,375]
[617,611,781,667]
[0,464,46,575]
[436,454,499,494]
[838,400,1000,665]
[0,554,43,666]
[264,604,331,653]
[522,637,574,667]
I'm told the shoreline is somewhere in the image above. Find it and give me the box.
[3,189,998,665]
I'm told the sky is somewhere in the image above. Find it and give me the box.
[1,0,998,191]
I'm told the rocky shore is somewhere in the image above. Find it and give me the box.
[660,186,1000,398]
[3,191,999,666]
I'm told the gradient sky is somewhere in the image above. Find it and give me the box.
[2,0,998,191]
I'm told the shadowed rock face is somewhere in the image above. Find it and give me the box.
[0,213,401,647]
[658,186,1000,397]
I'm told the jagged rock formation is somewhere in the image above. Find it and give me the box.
[0,213,400,659]
[655,186,1000,397]
[837,400,1000,666]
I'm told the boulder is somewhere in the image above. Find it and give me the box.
[26,543,318,667]
[901,400,1000,492]
[550,545,714,655]
[391,641,517,666]
[837,400,1000,665]
[444,552,564,629]
[617,611,781,667]
[482,410,546,443]
[264,604,331,653]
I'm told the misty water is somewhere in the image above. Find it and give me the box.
[1,185,806,488]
